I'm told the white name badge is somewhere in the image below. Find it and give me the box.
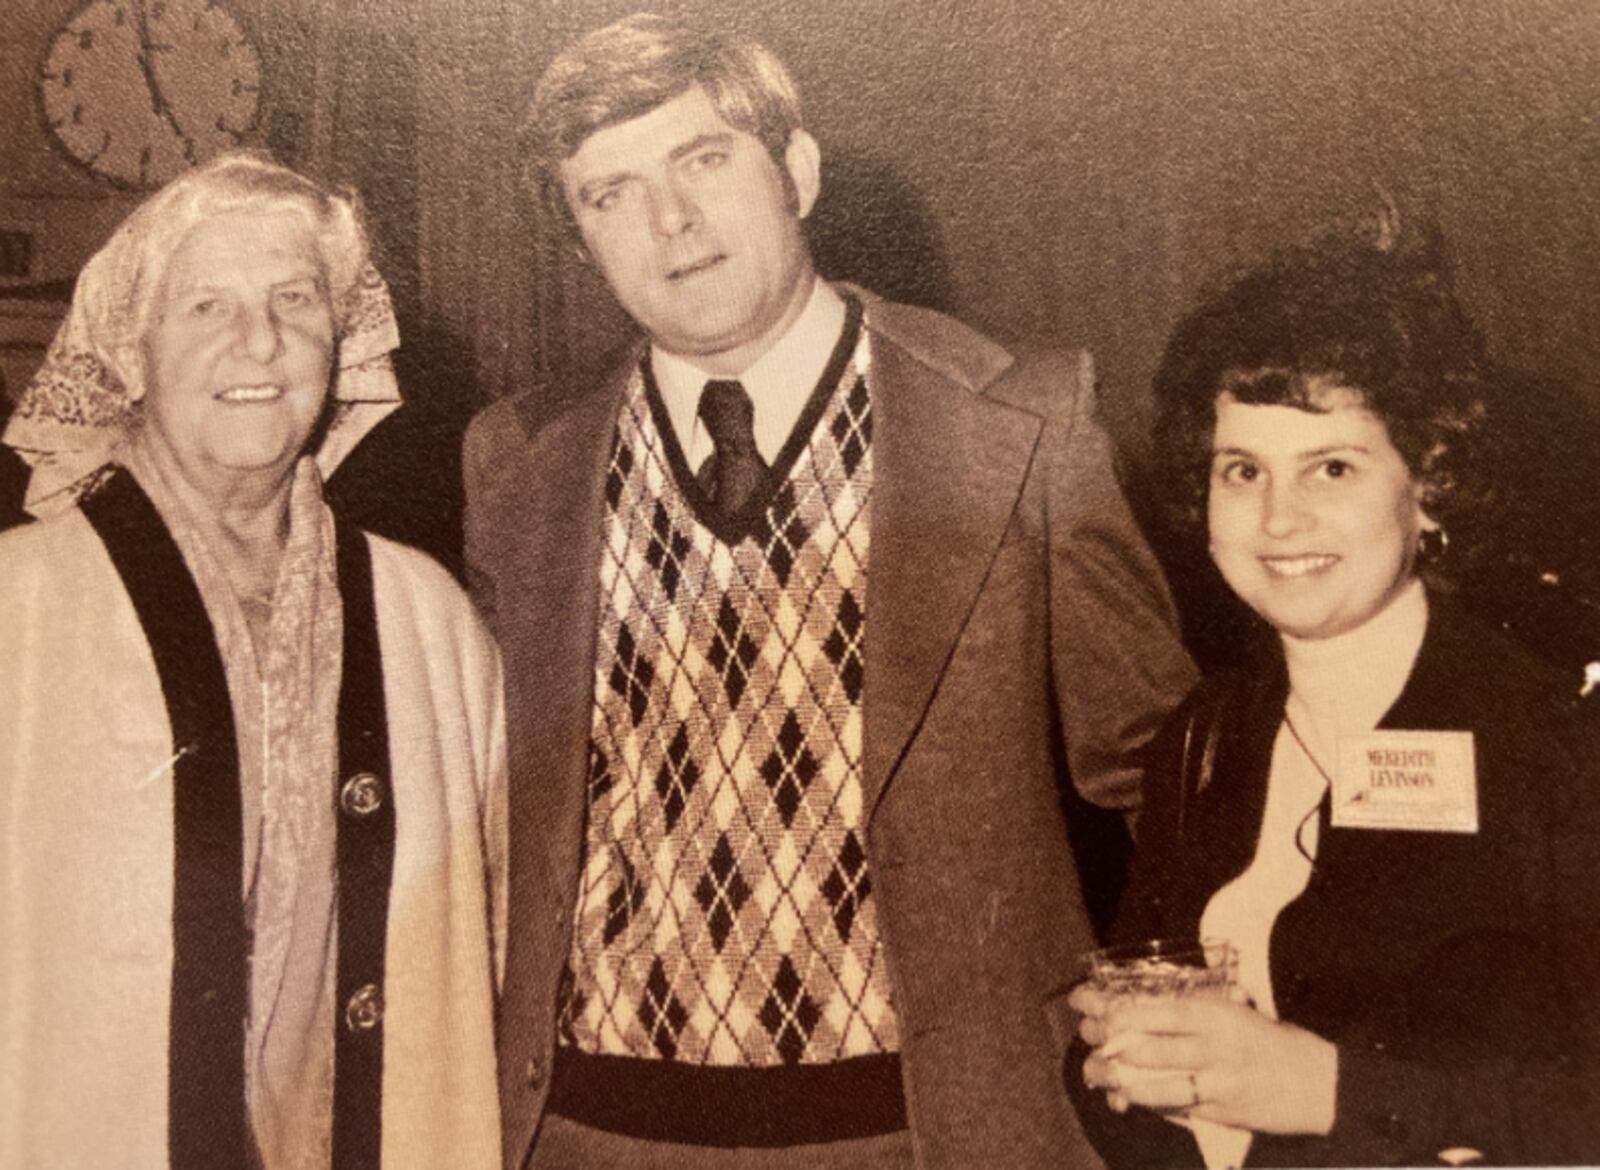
[1330,730,1478,833]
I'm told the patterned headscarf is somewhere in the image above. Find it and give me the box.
[3,151,401,518]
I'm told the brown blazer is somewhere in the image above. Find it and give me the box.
[463,287,1196,1170]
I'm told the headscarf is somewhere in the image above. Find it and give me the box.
[2,153,402,519]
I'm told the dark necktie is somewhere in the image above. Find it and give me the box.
[696,379,767,518]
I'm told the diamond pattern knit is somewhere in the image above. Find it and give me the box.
[561,352,899,1067]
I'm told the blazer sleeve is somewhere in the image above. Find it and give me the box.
[1063,693,1208,1169]
[1037,350,1197,811]
[461,398,522,631]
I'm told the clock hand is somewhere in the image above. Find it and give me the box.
[85,129,115,170]
[129,0,196,180]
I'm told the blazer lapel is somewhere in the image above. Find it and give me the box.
[860,336,1043,814]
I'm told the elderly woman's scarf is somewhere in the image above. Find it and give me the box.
[2,234,402,518]
[120,439,344,1167]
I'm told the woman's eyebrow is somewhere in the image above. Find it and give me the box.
[165,278,224,297]
[1296,443,1372,459]
[169,264,320,294]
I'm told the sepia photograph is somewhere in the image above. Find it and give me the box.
[2,1,1598,1166]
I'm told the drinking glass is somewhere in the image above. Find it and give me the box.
[1085,937,1237,999]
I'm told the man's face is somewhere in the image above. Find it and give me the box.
[559,85,821,374]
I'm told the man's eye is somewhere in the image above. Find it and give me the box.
[1320,459,1352,479]
[188,298,225,318]
[686,150,728,172]
[275,287,317,309]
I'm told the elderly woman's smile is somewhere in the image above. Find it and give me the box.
[216,383,288,402]
[140,207,335,492]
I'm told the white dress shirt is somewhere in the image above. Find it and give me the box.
[650,278,850,471]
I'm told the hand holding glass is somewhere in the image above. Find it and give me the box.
[1079,938,1239,1118]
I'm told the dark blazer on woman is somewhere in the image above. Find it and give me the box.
[1071,599,1600,1167]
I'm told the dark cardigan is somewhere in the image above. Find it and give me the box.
[1069,599,1600,1167]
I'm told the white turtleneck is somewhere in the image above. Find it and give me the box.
[1190,578,1429,1169]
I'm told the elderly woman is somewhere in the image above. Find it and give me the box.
[0,153,503,1169]
[1067,226,1600,1167]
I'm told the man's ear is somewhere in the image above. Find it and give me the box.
[783,129,822,221]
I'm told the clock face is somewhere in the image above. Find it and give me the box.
[39,0,263,189]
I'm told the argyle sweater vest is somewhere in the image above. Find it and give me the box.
[560,344,901,1068]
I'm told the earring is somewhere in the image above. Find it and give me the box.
[1418,525,1449,561]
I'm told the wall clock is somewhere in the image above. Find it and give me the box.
[38,0,263,189]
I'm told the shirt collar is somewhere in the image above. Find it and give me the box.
[650,278,849,468]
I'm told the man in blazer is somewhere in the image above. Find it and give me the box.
[464,14,1196,1169]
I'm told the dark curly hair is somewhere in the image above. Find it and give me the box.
[1151,222,1495,572]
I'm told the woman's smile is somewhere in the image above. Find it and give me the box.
[1259,553,1340,578]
